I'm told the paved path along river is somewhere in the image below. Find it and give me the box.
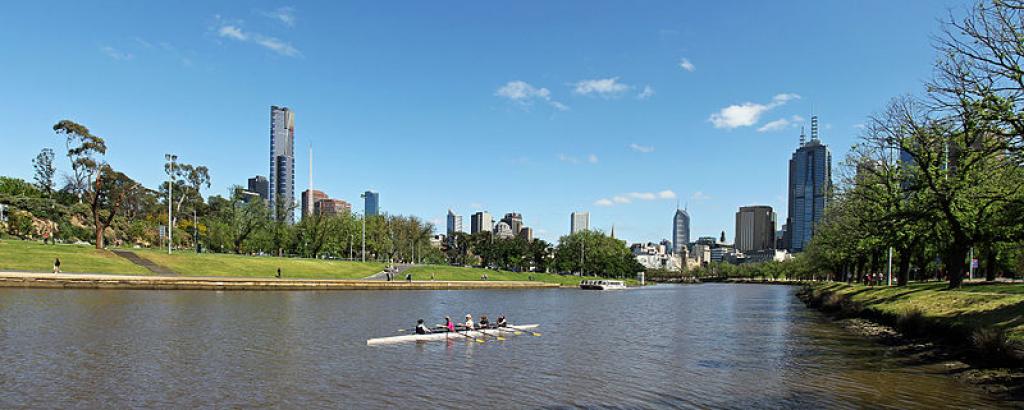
[0,284,1004,408]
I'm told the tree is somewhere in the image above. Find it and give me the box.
[553,230,642,278]
[32,148,56,196]
[209,187,271,254]
[53,120,106,201]
[87,165,141,249]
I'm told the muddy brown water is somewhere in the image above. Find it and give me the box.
[0,284,1003,408]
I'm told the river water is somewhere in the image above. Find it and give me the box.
[0,284,1002,408]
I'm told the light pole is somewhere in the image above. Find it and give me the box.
[165,153,177,255]
[349,234,353,261]
[360,192,368,262]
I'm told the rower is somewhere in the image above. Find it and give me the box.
[496,315,508,327]
[442,316,455,332]
[478,315,490,329]
[464,314,475,330]
[415,319,432,334]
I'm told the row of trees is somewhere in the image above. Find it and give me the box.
[442,229,643,277]
[804,1,1024,288]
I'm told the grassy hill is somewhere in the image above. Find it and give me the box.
[130,248,385,279]
[0,240,149,275]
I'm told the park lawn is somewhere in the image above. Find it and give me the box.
[0,240,149,275]
[811,281,1024,343]
[403,265,637,286]
[130,249,385,279]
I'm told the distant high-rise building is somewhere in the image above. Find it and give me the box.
[518,227,533,242]
[501,212,523,235]
[784,117,832,252]
[673,208,690,255]
[362,190,379,216]
[247,176,269,201]
[301,189,327,219]
[315,198,351,216]
[470,211,492,234]
[735,205,777,252]
[570,211,590,234]
[446,209,463,236]
[269,106,296,223]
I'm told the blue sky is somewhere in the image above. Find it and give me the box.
[0,1,965,244]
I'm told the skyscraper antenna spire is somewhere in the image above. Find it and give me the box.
[799,126,806,146]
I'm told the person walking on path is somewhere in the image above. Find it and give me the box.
[405,273,412,282]
[276,268,282,278]
[53,257,61,273]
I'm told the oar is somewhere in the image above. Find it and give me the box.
[477,325,506,341]
[456,327,485,343]
[504,324,541,337]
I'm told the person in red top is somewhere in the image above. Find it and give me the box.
[443,316,455,332]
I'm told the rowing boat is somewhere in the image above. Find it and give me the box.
[366,324,540,345]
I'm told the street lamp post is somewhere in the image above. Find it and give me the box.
[360,192,368,262]
[165,153,177,255]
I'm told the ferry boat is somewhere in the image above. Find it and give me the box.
[579,280,627,290]
[366,325,540,345]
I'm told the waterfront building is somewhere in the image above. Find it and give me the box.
[269,106,296,223]
[446,209,463,236]
[315,198,351,216]
[301,189,328,219]
[470,211,492,234]
[363,190,380,216]
[784,116,832,252]
[631,242,686,271]
[735,205,777,252]
[570,211,590,234]
[494,221,514,239]
[502,212,523,235]
[673,208,690,255]
[247,176,269,201]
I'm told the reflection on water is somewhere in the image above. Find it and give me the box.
[0,284,1001,408]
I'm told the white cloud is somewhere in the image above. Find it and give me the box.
[573,77,630,97]
[709,93,801,130]
[679,58,695,72]
[587,154,599,164]
[791,115,805,123]
[262,6,296,27]
[757,118,790,133]
[217,24,301,57]
[629,143,654,153]
[558,154,580,164]
[691,191,712,201]
[100,46,133,61]
[495,80,567,111]
[637,85,655,100]
[218,25,247,40]
[595,189,676,207]
[853,123,866,130]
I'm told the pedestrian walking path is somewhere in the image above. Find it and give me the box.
[364,263,414,280]
[111,250,178,275]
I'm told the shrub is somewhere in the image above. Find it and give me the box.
[895,307,930,337]
[969,327,1018,367]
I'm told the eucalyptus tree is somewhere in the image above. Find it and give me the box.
[53,120,106,201]
[32,148,56,197]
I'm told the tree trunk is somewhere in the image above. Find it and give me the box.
[946,245,969,289]
[897,246,912,286]
[984,245,998,282]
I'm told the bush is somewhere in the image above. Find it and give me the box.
[895,307,930,337]
[969,327,1019,367]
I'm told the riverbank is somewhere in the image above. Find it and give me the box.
[799,282,1024,398]
[0,271,560,291]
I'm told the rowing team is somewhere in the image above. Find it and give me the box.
[415,314,508,334]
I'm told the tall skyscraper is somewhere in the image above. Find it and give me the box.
[502,212,523,235]
[269,106,296,223]
[446,209,463,236]
[247,176,269,201]
[362,190,379,216]
[735,205,777,252]
[785,116,832,252]
[301,189,327,219]
[673,208,690,255]
[470,211,492,234]
[570,211,590,234]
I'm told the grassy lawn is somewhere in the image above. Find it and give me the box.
[403,265,637,286]
[0,240,149,275]
[129,248,385,279]
[810,281,1024,343]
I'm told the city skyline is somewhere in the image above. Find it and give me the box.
[0,1,964,244]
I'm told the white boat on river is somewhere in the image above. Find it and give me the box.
[579,280,627,290]
[367,325,540,345]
